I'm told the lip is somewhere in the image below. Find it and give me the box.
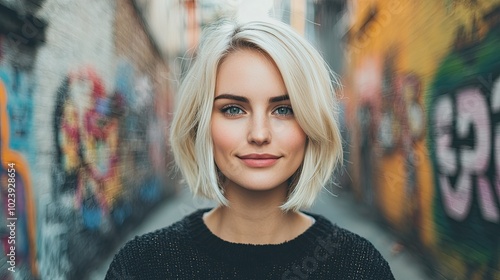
[238,153,281,168]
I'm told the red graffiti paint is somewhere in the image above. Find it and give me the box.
[59,67,121,221]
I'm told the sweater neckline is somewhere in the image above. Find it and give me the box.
[186,208,334,264]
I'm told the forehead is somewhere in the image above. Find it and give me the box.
[218,48,276,75]
[215,48,286,98]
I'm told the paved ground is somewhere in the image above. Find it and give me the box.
[88,187,431,279]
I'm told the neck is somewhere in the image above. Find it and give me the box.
[203,182,312,244]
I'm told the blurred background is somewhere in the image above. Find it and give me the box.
[0,0,499,279]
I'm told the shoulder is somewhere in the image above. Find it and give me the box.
[105,209,204,279]
[336,226,385,260]
[307,213,384,256]
[122,216,189,255]
[306,214,380,258]
[334,227,394,279]
[307,213,395,279]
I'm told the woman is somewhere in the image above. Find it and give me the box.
[106,18,394,279]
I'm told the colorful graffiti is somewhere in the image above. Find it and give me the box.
[343,0,500,279]
[54,67,123,231]
[42,62,168,278]
[0,3,45,277]
[0,73,38,279]
[353,54,427,237]
[0,0,176,278]
[43,68,124,275]
[429,15,500,277]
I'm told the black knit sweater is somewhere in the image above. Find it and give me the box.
[105,208,394,279]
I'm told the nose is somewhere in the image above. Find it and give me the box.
[247,114,271,145]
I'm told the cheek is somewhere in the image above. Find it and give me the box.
[211,118,241,156]
[284,124,307,153]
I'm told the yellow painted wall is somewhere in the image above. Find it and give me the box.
[344,0,500,278]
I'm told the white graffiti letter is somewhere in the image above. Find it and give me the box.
[492,78,500,210]
[435,95,456,174]
[435,95,470,220]
[457,88,497,222]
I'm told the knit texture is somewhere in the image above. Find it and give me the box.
[105,208,395,279]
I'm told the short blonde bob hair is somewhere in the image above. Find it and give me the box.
[170,18,343,212]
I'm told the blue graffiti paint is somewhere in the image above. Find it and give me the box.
[111,202,132,226]
[81,194,103,230]
[0,66,34,157]
[140,177,161,203]
[114,60,135,105]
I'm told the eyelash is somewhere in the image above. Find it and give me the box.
[221,105,244,116]
[220,105,294,117]
[273,105,293,116]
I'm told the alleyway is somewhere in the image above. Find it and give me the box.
[1,0,499,279]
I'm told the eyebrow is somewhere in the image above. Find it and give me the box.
[214,94,289,103]
[269,95,290,103]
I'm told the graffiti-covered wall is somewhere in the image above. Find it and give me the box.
[343,0,500,279]
[0,0,175,279]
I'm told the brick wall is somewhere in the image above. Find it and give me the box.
[0,0,176,278]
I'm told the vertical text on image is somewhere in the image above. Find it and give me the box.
[6,162,17,273]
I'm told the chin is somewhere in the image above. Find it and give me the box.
[243,186,280,192]
[231,180,288,193]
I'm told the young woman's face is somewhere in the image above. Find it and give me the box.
[211,49,307,193]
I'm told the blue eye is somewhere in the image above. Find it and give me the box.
[221,106,244,116]
[274,106,293,116]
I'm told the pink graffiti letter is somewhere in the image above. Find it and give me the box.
[457,88,497,222]
[435,95,470,221]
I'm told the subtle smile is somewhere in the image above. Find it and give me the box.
[238,154,281,168]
